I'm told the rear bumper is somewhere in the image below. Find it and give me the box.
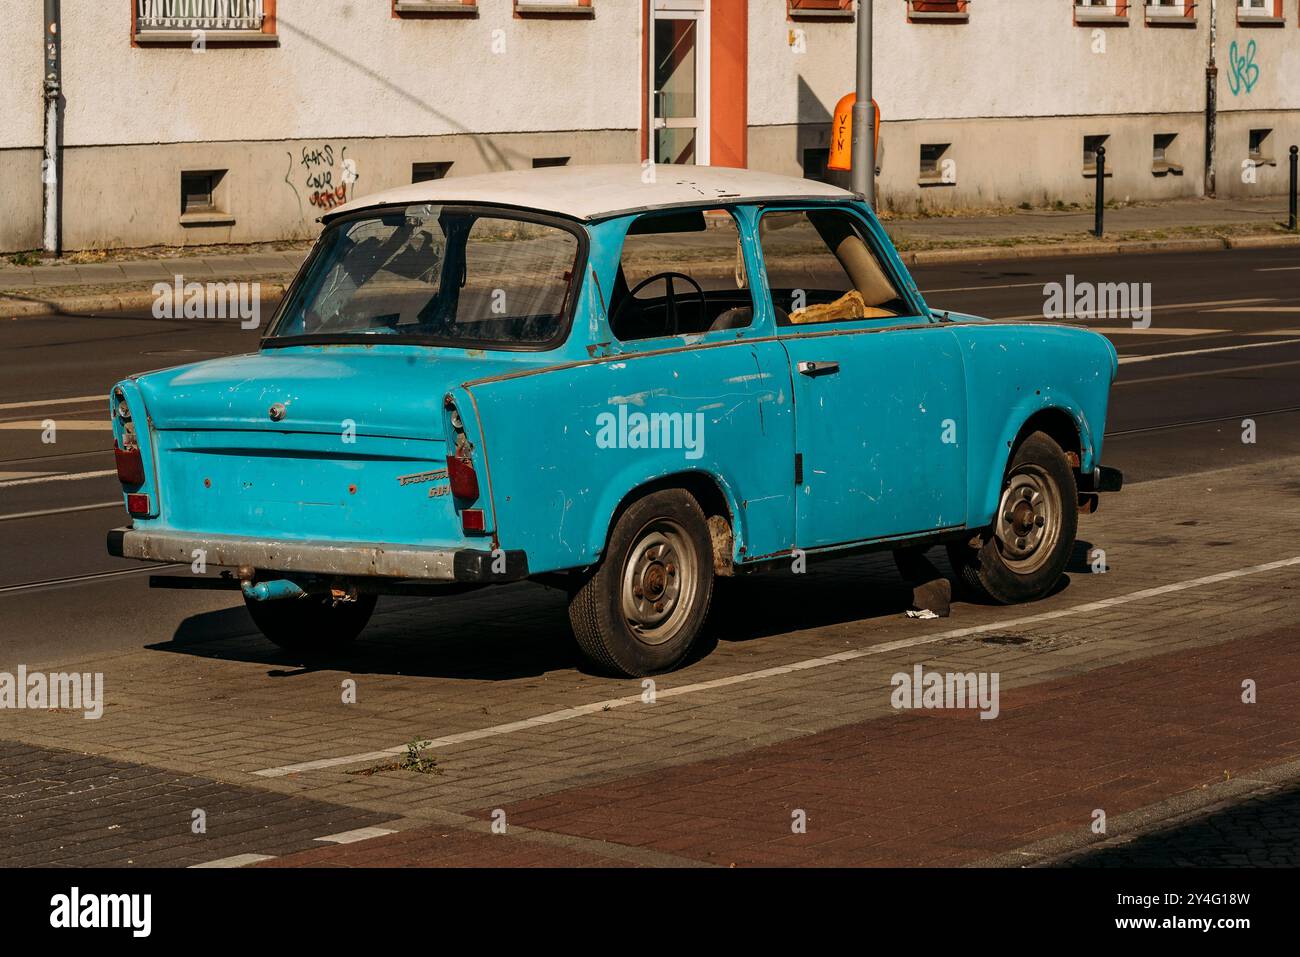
[106,527,528,583]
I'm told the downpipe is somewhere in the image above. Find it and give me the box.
[42,0,62,256]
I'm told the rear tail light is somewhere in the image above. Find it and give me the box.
[115,445,145,486]
[460,508,486,535]
[446,453,479,501]
[126,493,151,516]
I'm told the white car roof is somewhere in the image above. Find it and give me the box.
[326,163,855,223]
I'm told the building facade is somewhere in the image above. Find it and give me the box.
[2,0,1298,253]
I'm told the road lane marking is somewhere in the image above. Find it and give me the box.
[992,297,1274,323]
[252,555,1300,779]
[1254,266,1300,272]
[1118,358,1300,386]
[1086,327,1226,337]
[0,395,104,411]
[0,419,112,431]
[922,280,1046,294]
[0,469,115,488]
[314,826,399,845]
[0,563,186,595]
[189,854,276,869]
[1208,306,1300,313]
[1117,337,1300,365]
[0,501,121,524]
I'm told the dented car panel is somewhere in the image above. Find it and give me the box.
[106,166,1120,605]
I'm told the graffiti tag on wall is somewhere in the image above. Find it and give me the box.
[1228,40,1260,97]
[285,143,359,220]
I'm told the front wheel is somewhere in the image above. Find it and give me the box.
[568,489,715,677]
[244,592,377,655]
[947,431,1078,605]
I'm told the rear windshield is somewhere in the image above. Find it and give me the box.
[267,205,582,348]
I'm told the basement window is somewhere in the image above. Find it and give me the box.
[1152,133,1183,176]
[803,147,831,184]
[1249,128,1275,166]
[1074,0,1129,24]
[412,161,454,183]
[919,143,954,186]
[180,170,234,226]
[1083,135,1112,177]
[532,156,570,168]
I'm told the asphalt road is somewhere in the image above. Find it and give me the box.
[2,245,1298,665]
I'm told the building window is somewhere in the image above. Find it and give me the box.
[788,0,854,20]
[1074,0,1129,24]
[1237,0,1283,24]
[515,0,594,15]
[394,0,478,15]
[135,0,277,43]
[1083,135,1111,177]
[533,157,571,168]
[1145,0,1196,24]
[919,143,954,186]
[1249,128,1275,166]
[803,148,831,183]
[412,162,453,183]
[180,170,234,225]
[1152,134,1183,175]
[908,1,970,23]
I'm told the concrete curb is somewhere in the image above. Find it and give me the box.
[898,233,1300,266]
[0,282,289,320]
[3,231,1299,318]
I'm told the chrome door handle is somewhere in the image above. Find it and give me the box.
[797,360,840,377]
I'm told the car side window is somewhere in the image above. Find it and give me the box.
[608,208,753,342]
[759,209,911,326]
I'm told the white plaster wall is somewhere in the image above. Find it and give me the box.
[45,0,640,148]
[749,0,1300,128]
[1,1,45,149]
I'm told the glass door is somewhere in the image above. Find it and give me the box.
[651,0,710,165]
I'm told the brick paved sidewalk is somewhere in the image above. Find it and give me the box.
[260,628,1300,868]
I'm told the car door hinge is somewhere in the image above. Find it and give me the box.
[794,452,803,486]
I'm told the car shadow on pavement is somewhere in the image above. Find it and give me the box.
[144,544,1088,681]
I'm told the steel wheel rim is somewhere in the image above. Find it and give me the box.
[994,465,1061,574]
[620,518,697,646]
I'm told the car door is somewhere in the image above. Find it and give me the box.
[758,206,968,550]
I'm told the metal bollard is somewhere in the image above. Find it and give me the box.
[1094,146,1106,238]
[1290,145,1298,232]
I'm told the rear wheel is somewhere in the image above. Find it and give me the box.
[568,489,715,677]
[947,431,1078,605]
[244,591,377,655]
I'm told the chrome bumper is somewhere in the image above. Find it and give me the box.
[106,528,528,583]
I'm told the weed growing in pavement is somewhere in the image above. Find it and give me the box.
[347,740,441,776]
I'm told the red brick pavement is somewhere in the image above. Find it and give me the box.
[267,628,1300,867]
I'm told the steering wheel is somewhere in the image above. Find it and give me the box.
[612,271,708,338]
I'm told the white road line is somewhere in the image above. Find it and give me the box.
[1208,306,1300,313]
[1118,337,1300,365]
[252,555,1300,779]
[0,395,103,411]
[0,420,111,431]
[992,297,1274,323]
[314,826,399,845]
[922,280,1046,294]
[1254,266,1300,272]
[188,854,276,869]
[1086,327,1226,337]
[0,469,115,488]
[0,501,121,523]
[1118,358,1300,387]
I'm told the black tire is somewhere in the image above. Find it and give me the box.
[568,489,715,677]
[244,592,377,655]
[946,431,1078,605]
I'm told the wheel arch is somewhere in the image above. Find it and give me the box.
[601,470,740,575]
[974,404,1092,529]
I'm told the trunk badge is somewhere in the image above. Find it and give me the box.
[268,402,287,422]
